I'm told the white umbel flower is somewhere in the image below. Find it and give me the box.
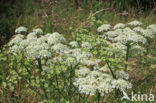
[81,42,92,49]
[47,32,66,45]
[74,67,132,96]
[9,34,24,46]
[76,51,93,63]
[8,35,28,54]
[133,27,144,33]
[52,43,69,53]
[9,45,20,54]
[147,24,156,30]
[127,20,142,26]
[99,65,110,73]
[39,50,51,58]
[147,24,156,35]
[97,24,111,32]
[142,29,155,38]
[112,79,132,90]
[113,23,125,29]
[69,41,78,47]
[115,70,129,80]
[15,26,27,34]
[27,32,38,42]
[82,59,101,66]
[111,42,126,54]
[102,31,118,41]
[26,40,50,59]
[65,56,77,66]
[114,28,146,44]
[75,67,90,76]
[33,28,43,35]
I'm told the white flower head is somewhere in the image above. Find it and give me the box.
[99,65,110,72]
[113,23,125,29]
[85,59,101,66]
[97,24,111,32]
[9,34,25,46]
[114,28,146,44]
[19,39,29,48]
[52,43,69,53]
[26,40,50,59]
[75,67,90,76]
[115,70,129,80]
[112,79,132,90]
[69,41,78,48]
[47,32,66,45]
[147,24,156,30]
[103,31,118,41]
[81,42,92,49]
[33,28,43,35]
[147,24,156,35]
[76,51,93,63]
[127,20,142,26]
[133,27,144,33]
[74,67,132,96]
[9,45,20,54]
[65,56,77,66]
[27,32,38,42]
[15,26,27,34]
[142,29,155,38]
[39,50,51,59]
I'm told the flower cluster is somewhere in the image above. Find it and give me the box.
[97,24,111,32]
[69,41,78,48]
[33,28,43,35]
[9,28,66,59]
[147,24,156,34]
[81,42,92,50]
[127,20,142,26]
[47,32,66,45]
[74,66,132,96]
[8,26,132,98]
[113,23,125,29]
[98,20,156,52]
[15,26,27,34]
[113,27,146,45]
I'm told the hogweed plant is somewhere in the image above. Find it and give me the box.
[2,25,133,102]
[97,20,156,71]
[2,19,156,102]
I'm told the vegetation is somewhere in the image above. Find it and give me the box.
[0,0,156,103]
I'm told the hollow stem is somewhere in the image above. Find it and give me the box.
[125,43,130,72]
[106,60,116,79]
[97,91,101,103]
[37,58,42,71]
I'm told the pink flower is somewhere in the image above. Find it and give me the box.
[86,22,90,26]
[53,18,57,23]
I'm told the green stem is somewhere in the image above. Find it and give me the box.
[125,43,130,72]
[106,60,122,101]
[97,91,101,103]
[37,58,42,71]
[55,74,60,103]
[106,60,116,79]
